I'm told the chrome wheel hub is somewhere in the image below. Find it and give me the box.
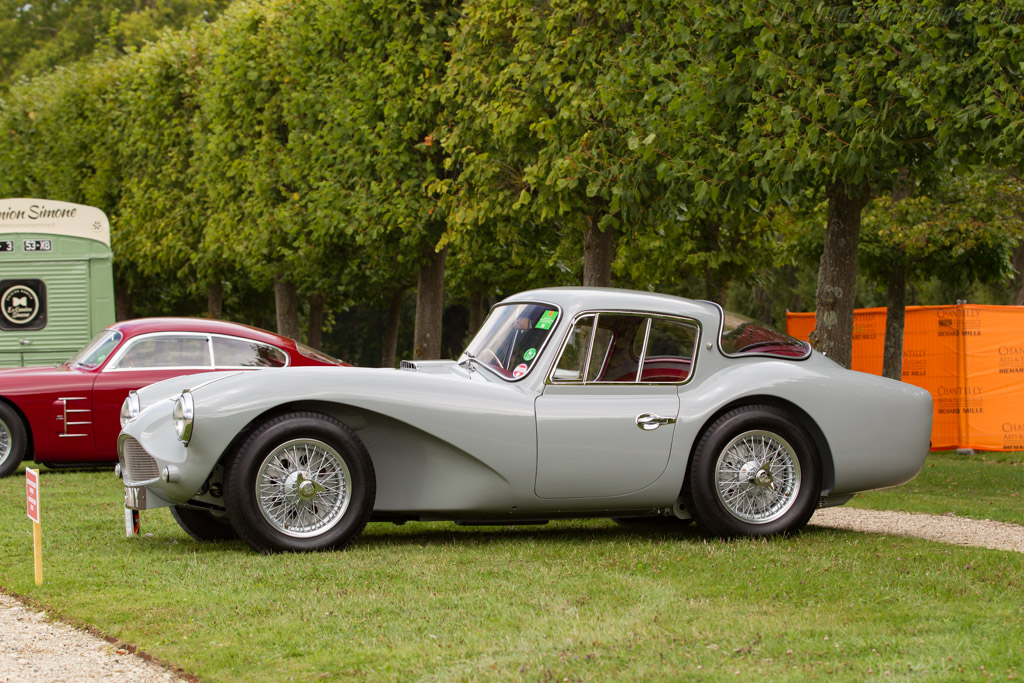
[715,430,800,524]
[256,438,351,538]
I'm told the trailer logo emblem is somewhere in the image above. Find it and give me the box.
[1,280,46,330]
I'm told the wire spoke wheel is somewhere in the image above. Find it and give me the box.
[0,418,11,465]
[0,404,26,478]
[714,430,800,524]
[256,438,352,538]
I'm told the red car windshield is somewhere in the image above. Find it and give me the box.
[69,329,123,368]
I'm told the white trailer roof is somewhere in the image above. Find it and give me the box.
[0,198,110,247]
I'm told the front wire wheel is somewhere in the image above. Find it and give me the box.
[685,406,820,538]
[224,412,375,553]
[256,438,352,537]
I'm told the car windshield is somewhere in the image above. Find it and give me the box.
[296,342,344,366]
[720,311,809,358]
[69,329,123,368]
[462,302,560,379]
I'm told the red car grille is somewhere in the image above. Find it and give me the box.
[122,437,160,483]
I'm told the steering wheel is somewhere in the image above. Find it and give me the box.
[478,348,504,369]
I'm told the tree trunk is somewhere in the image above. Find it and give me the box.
[582,217,614,287]
[380,288,404,368]
[882,256,907,380]
[698,219,727,304]
[812,181,869,369]
[753,285,774,326]
[1013,240,1024,306]
[274,275,301,341]
[114,285,134,322]
[468,290,485,338]
[306,292,324,349]
[413,247,447,360]
[207,281,223,319]
[881,172,914,379]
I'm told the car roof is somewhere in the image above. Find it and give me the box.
[108,318,297,347]
[500,287,722,322]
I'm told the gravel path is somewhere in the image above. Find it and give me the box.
[0,591,190,682]
[811,507,1024,553]
[1,508,1021,681]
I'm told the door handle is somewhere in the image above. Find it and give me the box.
[635,413,676,431]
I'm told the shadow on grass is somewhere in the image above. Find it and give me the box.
[136,516,859,557]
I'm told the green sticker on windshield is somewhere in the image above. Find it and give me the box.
[535,310,558,330]
[523,347,537,361]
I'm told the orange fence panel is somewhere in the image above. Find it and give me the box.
[787,305,1024,452]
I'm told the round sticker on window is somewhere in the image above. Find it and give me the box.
[512,363,529,378]
[523,347,537,361]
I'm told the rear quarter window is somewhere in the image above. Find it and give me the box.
[720,311,809,359]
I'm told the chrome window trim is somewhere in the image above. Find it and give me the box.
[547,310,701,386]
[103,331,291,372]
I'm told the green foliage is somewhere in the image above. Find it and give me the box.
[0,0,230,91]
[861,169,1022,297]
[3,0,1024,353]
[441,0,693,289]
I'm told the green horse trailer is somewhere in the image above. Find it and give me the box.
[1,199,115,367]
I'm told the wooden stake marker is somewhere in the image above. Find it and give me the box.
[26,468,42,585]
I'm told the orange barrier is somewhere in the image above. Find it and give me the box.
[787,305,1024,452]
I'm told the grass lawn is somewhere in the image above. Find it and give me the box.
[0,455,1021,681]
[851,450,1024,525]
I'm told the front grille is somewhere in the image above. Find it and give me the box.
[121,437,160,483]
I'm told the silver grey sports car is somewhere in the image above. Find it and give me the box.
[117,287,932,553]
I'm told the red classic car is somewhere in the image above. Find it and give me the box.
[0,318,346,476]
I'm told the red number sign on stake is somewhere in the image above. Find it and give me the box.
[26,468,40,524]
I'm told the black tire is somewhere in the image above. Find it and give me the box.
[0,402,27,478]
[224,411,375,553]
[169,506,238,542]
[684,405,820,538]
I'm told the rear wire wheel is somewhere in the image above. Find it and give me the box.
[224,412,375,553]
[685,405,820,537]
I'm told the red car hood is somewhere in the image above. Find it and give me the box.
[0,364,92,394]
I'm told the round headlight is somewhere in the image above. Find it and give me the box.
[172,391,195,445]
[120,391,141,427]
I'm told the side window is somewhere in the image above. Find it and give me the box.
[552,314,697,384]
[591,314,646,382]
[114,336,211,368]
[213,336,287,368]
[638,318,698,383]
[553,315,595,381]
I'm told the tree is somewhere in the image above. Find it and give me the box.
[441,0,674,288]
[0,0,229,91]
[861,168,1021,378]
[674,1,1024,367]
